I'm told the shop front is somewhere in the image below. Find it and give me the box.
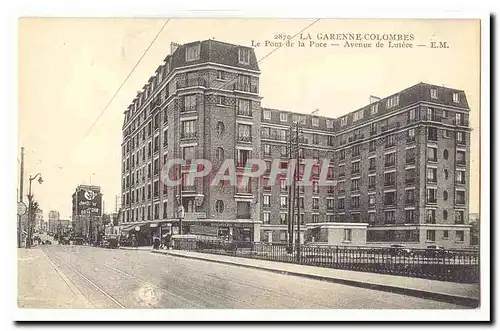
[185,221,255,242]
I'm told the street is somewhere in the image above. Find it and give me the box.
[18,244,470,309]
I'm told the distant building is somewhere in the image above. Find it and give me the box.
[34,209,43,231]
[71,185,103,238]
[469,213,479,246]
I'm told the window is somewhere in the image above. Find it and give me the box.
[263,212,270,224]
[238,99,252,117]
[352,161,360,174]
[216,147,225,161]
[407,128,415,142]
[326,119,334,128]
[280,112,288,122]
[351,178,360,191]
[443,149,449,159]
[313,134,319,144]
[406,210,415,223]
[444,169,449,180]
[352,196,360,208]
[443,210,448,220]
[263,195,270,207]
[408,108,416,121]
[312,181,319,194]
[370,103,379,115]
[215,200,224,213]
[182,120,196,138]
[384,172,396,187]
[261,127,270,138]
[353,110,364,122]
[216,121,225,136]
[216,70,226,80]
[430,88,438,99]
[280,196,288,208]
[443,230,449,239]
[263,144,271,156]
[340,116,348,127]
[456,231,464,242]
[352,145,360,157]
[453,92,460,103]
[406,148,415,164]
[369,157,376,170]
[456,211,464,224]
[442,110,447,118]
[238,48,250,64]
[385,134,396,148]
[385,211,395,223]
[280,130,287,141]
[312,117,319,126]
[386,95,400,109]
[280,145,288,157]
[368,194,376,206]
[236,149,250,167]
[443,190,448,201]
[216,95,226,106]
[456,170,465,184]
[184,94,197,111]
[426,230,436,241]
[406,189,415,204]
[262,109,271,120]
[339,149,346,160]
[368,175,376,189]
[385,153,396,167]
[338,198,345,209]
[279,213,288,225]
[443,129,450,138]
[427,127,438,141]
[428,147,437,162]
[456,150,466,165]
[238,124,252,142]
[343,229,352,242]
[384,192,395,206]
[456,131,466,144]
[186,44,201,61]
[427,167,437,183]
[183,146,195,161]
[456,190,466,205]
[327,198,335,210]
[427,188,437,203]
[369,140,376,152]
[312,197,319,210]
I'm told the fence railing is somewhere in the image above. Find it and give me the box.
[172,239,480,283]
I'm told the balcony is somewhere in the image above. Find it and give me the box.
[424,114,442,122]
[233,83,258,94]
[181,132,198,139]
[180,105,197,113]
[237,213,251,219]
[348,134,365,143]
[236,186,252,194]
[425,219,436,224]
[368,184,376,190]
[263,185,271,191]
[237,136,252,143]
[457,138,467,146]
[456,159,466,166]
[177,77,207,89]
[368,165,376,172]
[384,181,396,188]
[182,185,196,192]
[455,200,466,206]
[381,122,400,132]
[237,108,252,117]
[385,161,396,168]
[453,118,469,127]
[427,178,437,184]
[427,198,437,204]
[456,179,466,186]
[327,187,335,194]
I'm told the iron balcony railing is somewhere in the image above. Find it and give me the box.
[177,77,207,89]
[172,239,479,284]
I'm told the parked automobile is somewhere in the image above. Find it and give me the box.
[44,240,52,245]
[389,244,412,257]
[104,235,119,249]
[424,245,446,257]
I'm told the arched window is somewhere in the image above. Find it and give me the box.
[215,200,224,213]
[443,190,448,201]
[444,169,449,180]
[216,121,225,136]
[443,210,448,220]
[443,149,449,160]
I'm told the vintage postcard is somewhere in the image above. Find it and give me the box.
[15,15,489,322]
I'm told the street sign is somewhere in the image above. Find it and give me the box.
[17,202,27,216]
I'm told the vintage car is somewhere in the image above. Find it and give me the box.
[104,235,119,249]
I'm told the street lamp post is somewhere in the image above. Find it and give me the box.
[26,173,43,249]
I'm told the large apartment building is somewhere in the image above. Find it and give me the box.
[120,39,471,248]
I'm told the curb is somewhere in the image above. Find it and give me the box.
[151,250,480,308]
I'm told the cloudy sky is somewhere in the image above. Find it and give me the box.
[18,18,480,219]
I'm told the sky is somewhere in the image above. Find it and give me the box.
[18,18,481,219]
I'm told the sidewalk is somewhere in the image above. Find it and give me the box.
[17,248,93,308]
[119,246,152,251]
[153,249,480,308]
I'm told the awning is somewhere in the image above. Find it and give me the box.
[121,224,137,233]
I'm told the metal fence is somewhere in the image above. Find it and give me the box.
[173,239,480,283]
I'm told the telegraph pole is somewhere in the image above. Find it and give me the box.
[287,127,294,251]
[18,147,25,248]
